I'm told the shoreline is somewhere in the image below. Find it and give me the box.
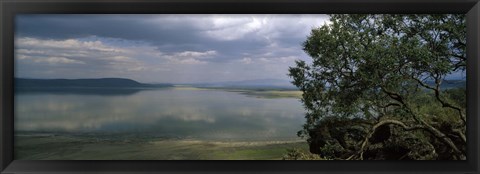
[15,134,309,160]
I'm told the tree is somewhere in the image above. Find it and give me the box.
[288,14,466,160]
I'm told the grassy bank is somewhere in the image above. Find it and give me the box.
[15,134,309,160]
[238,90,302,99]
[177,86,303,99]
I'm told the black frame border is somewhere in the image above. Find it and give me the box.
[1,0,479,173]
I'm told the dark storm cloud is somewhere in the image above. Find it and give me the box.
[16,15,198,44]
[16,15,271,61]
[15,14,330,83]
[17,15,328,61]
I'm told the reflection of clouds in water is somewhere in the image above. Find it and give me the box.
[15,92,218,131]
[162,107,216,123]
[20,121,86,131]
[16,98,83,113]
[15,88,304,140]
[16,100,216,131]
[237,107,253,116]
[227,100,303,119]
[45,102,76,111]
[17,112,126,131]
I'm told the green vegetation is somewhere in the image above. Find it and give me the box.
[282,148,323,160]
[15,134,309,160]
[185,86,303,99]
[288,14,466,160]
[239,90,302,99]
[219,89,302,99]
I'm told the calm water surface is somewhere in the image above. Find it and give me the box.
[15,87,305,141]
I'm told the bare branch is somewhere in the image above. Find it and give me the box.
[452,129,467,143]
[381,103,401,109]
[381,88,406,106]
[417,117,464,159]
[451,54,466,61]
[352,119,425,160]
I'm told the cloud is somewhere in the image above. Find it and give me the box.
[15,14,331,83]
[240,57,253,64]
[16,15,329,62]
[16,54,85,65]
[37,57,85,65]
[15,37,160,79]
[201,17,264,41]
[17,37,124,53]
[162,50,217,65]
[176,50,217,58]
[172,58,208,65]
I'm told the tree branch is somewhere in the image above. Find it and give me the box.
[411,76,466,125]
[452,129,466,143]
[351,119,425,160]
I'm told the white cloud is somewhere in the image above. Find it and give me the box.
[126,66,147,72]
[15,37,162,78]
[175,58,208,65]
[240,57,253,64]
[202,16,264,41]
[175,50,217,58]
[36,57,85,65]
[16,49,46,55]
[108,56,131,61]
[163,50,217,65]
[16,37,125,53]
[259,58,270,62]
[256,56,298,64]
[196,15,329,42]
[16,54,85,65]
[16,54,32,60]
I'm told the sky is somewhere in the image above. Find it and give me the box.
[15,14,330,83]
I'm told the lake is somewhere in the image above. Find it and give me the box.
[14,87,308,159]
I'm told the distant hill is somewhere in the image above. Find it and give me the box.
[425,79,466,89]
[15,78,173,88]
[188,79,298,90]
[187,78,465,90]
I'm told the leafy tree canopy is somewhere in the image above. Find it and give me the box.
[289,14,466,160]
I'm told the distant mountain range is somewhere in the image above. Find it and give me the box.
[188,78,465,90]
[15,78,173,88]
[425,79,466,89]
[15,78,296,89]
[15,77,465,90]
